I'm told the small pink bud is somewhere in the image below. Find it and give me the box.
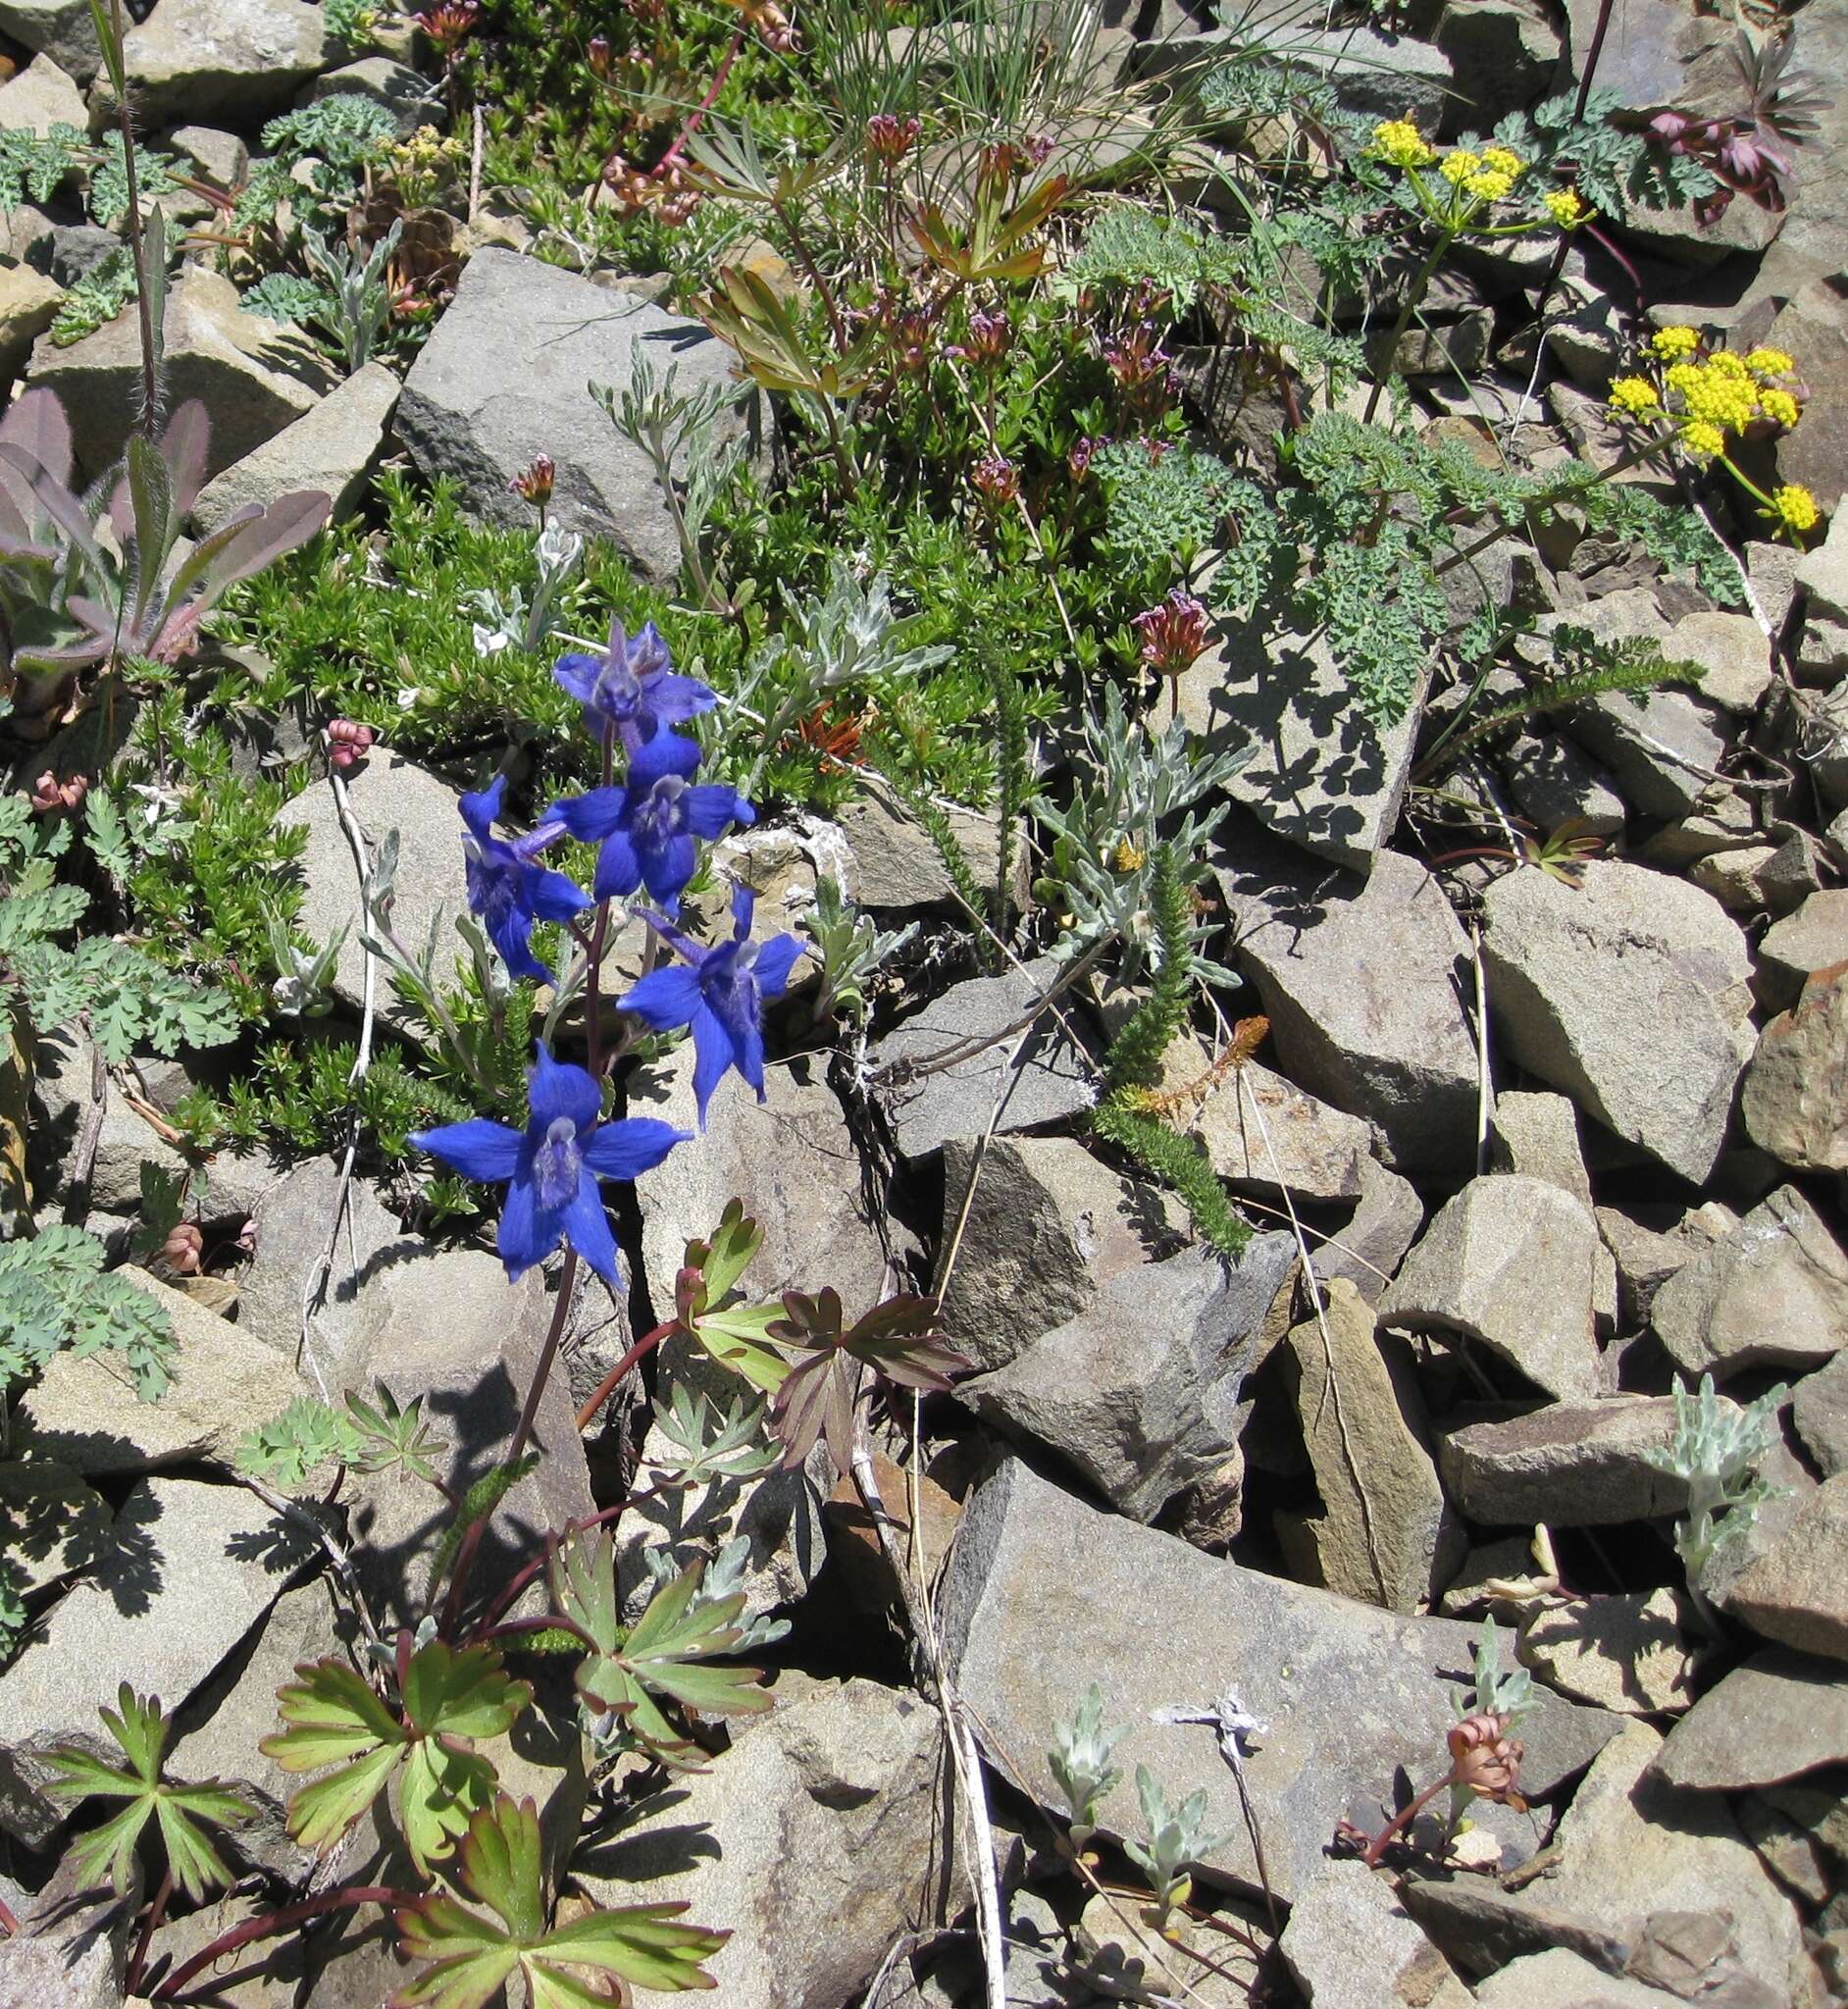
[328,719,376,770]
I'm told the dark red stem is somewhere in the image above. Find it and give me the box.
[149,1887,419,2001]
[125,1866,174,1996]
[573,1317,677,1432]
[1360,1773,1455,1869]
[656,27,744,178]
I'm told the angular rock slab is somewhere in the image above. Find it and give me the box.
[1280,1859,1472,2009]
[870,956,1095,1160]
[1214,835,1477,1175]
[122,0,329,126]
[1473,1949,1684,2009]
[1794,1350,1848,1479]
[396,248,752,584]
[1480,860,1755,1184]
[576,1675,950,2009]
[1436,1398,1694,1527]
[961,1233,1296,1520]
[1651,1647,1848,1791]
[1517,1589,1701,1716]
[1380,1175,1602,1402]
[1159,1039,1370,1202]
[0,1476,302,1846]
[940,1457,1621,1904]
[0,0,101,81]
[1725,1472,1848,1662]
[1741,962,1848,1173]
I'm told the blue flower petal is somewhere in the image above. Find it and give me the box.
[527,865,591,922]
[486,901,555,986]
[412,1117,525,1183]
[750,933,804,1000]
[527,1045,603,1134]
[563,1172,621,1285]
[581,1116,691,1180]
[592,829,642,901]
[552,652,601,706]
[548,785,628,842]
[649,670,717,723]
[618,962,704,1032]
[681,785,748,841]
[689,1000,735,1128]
[735,1014,766,1099]
[459,773,507,846]
[640,832,697,908]
[629,727,702,787]
[496,1169,559,1280]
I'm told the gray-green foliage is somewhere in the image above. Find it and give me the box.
[0,1226,176,1403]
[1644,1373,1789,1582]
[300,218,403,372]
[1123,1763,1230,1915]
[50,245,138,345]
[1461,1618,1535,1727]
[644,1384,779,1484]
[1097,439,1241,580]
[798,874,916,1024]
[0,794,237,1064]
[1059,204,1241,312]
[242,271,334,327]
[1049,1682,1126,1843]
[0,126,177,227]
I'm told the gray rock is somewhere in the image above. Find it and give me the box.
[190,357,397,539]
[1488,1090,1592,1210]
[48,219,119,283]
[1794,1350,1848,1478]
[940,1457,1622,1903]
[1278,1278,1464,1611]
[1399,1875,1634,1982]
[834,790,1021,912]
[0,0,101,81]
[1650,1185,1848,1381]
[869,957,1095,1160]
[3,1852,136,2009]
[1594,1203,1721,1328]
[575,1674,952,2009]
[1562,0,1696,107]
[1473,1950,1684,2009]
[964,1236,1295,1520]
[1157,1037,1370,1201]
[1317,1156,1424,1305]
[1725,1473,1848,1662]
[937,1134,1179,1372]
[1566,677,1733,818]
[121,0,329,125]
[14,1266,306,1476]
[396,248,753,585]
[27,1022,190,1213]
[0,260,62,380]
[1215,838,1478,1174]
[1436,1398,1693,1526]
[1755,889,1848,1004]
[170,124,248,189]
[0,50,85,130]
[1480,859,1755,1184]
[1537,1719,1806,1995]
[304,57,437,136]
[1432,0,1563,129]
[1143,22,1453,127]
[1381,1175,1602,1401]
[1501,729,1628,839]
[1517,1588,1701,1716]
[1280,1859,1472,2009]
[1800,498,1848,625]
[0,1457,111,1600]
[274,746,466,1029]
[1665,610,1774,714]
[0,1474,303,1846]
[1176,607,1420,870]
[628,1042,898,1326]
[1651,1647,1848,1790]
[28,264,330,482]
[1766,290,1848,512]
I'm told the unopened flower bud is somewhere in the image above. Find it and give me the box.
[328,719,376,770]
[160,1222,204,1275]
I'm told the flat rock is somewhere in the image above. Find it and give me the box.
[0,1475,302,1846]
[0,0,101,80]
[1793,1350,1848,1478]
[1436,1398,1692,1526]
[1756,891,1848,1004]
[274,747,467,1030]
[940,1456,1622,1904]
[834,791,1020,912]
[575,1674,950,2009]
[1488,1090,1592,1210]
[1501,729,1628,839]
[3,1852,135,2009]
[1650,1184,1848,1381]
[27,1021,191,1213]
[1518,1588,1701,1715]
[936,1134,1180,1372]
[870,956,1094,1159]
[1280,1859,1472,2009]
[1279,1278,1463,1611]
[1479,859,1755,1184]
[1473,1950,1683,2009]
[396,248,751,585]
[1652,1647,1848,1790]
[1538,1719,1806,1994]
[629,1043,898,1325]
[1381,1175,1602,1401]
[28,264,330,483]
[304,57,436,136]
[1160,1039,1370,1201]
[1316,1156,1424,1305]
[14,1266,305,1476]
[0,259,62,379]
[122,0,328,125]
[191,357,397,539]
[1664,611,1774,714]
[1400,1875,1634,1981]
[0,1457,112,1598]
[1176,608,1420,870]
[1725,1473,1848,1661]
[1214,836,1477,1174]
[0,51,83,131]
[963,1235,1295,1520]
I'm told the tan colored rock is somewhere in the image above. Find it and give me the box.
[0,49,85,130]
[1727,1474,1848,1662]
[1162,1038,1370,1200]
[1742,961,1848,1172]
[1279,1278,1463,1612]
[0,259,62,377]
[1757,891,1848,1005]
[1518,1588,1702,1715]
[190,358,396,538]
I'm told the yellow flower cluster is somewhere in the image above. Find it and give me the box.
[1544,187,1586,227]
[1769,484,1820,533]
[1439,149,1480,184]
[1649,326,1702,360]
[1745,347,1795,376]
[1608,376,1660,414]
[1372,119,1436,169]
[1611,333,1805,457]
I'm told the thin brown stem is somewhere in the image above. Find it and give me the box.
[1360,1773,1453,1869]
[125,1866,174,1997]
[573,1317,677,1432]
[148,1887,418,2002]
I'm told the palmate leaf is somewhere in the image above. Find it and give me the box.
[262,1642,530,1875]
[766,1289,968,1468]
[548,1534,769,1764]
[671,1203,789,1396]
[391,1795,725,2009]
[42,1684,252,1902]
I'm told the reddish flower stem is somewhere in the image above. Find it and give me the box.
[1360,1774,1453,1868]
[573,1317,677,1432]
[655,27,744,178]
[125,1866,174,1997]
[149,1887,418,2001]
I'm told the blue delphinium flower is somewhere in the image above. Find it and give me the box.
[547,730,753,914]
[412,1046,688,1283]
[460,775,590,985]
[619,884,805,1125]
[552,616,716,755]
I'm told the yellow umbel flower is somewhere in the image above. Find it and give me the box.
[1745,346,1795,378]
[1650,326,1702,360]
[1544,187,1586,227]
[1679,419,1726,458]
[1480,146,1525,178]
[1372,119,1436,168]
[1608,376,1661,415]
[1464,169,1514,201]
[1665,360,1705,397]
[1768,484,1820,534]
[1110,839,1147,873]
[1704,348,1751,380]
[1759,386,1801,430]
[1678,365,1758,435]
[1439,149,1481,184]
